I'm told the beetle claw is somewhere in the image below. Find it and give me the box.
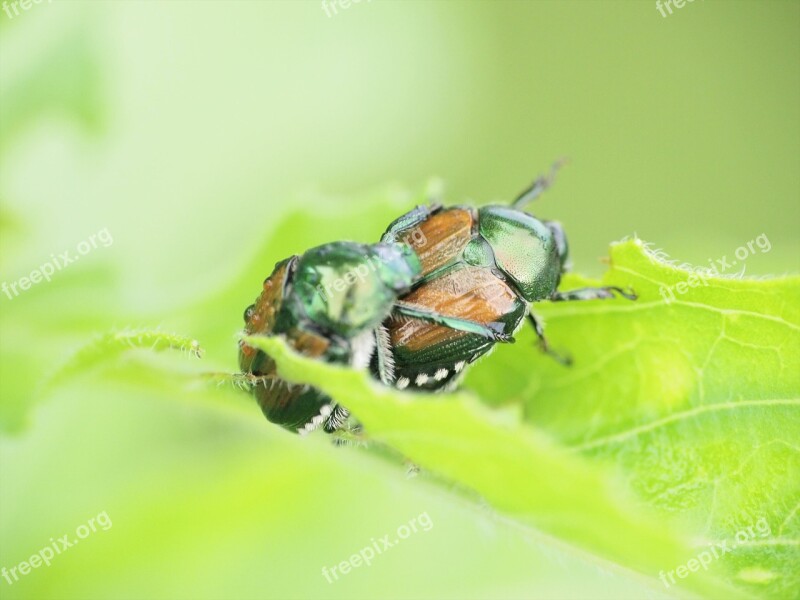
[608,286,638,300]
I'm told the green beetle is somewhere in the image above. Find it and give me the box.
[239,241,509,434]
[372,168,635,391]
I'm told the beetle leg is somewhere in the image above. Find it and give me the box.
[550,286,637,302]
[203,371,274,391]
[511,158,568,210]
[381,204,442,244]
[331,422,367,447]
[393,301,515,343]
[526,313,572,366]
[409,261,463,291]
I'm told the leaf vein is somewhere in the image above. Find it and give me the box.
[574,399,800,452]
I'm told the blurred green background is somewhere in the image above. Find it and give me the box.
[1,1,798,599]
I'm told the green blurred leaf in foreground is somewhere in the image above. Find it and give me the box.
[246,239,799,600]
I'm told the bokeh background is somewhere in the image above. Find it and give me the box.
[1,1,798,599]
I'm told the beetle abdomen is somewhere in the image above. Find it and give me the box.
[386,265,526,390]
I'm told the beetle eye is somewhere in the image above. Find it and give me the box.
[244,304,255,322]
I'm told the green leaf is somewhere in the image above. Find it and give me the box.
[8,174,795,598]
[45,329,204,392]
[244,335,739,599]
[469,239,800,598]
[244,238,799,599]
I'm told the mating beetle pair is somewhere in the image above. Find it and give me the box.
[239,168,635,434]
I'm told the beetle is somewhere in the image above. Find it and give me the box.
[239,240,509,434]
[371,166,636,391]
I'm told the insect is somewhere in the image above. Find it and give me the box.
[238,241,508,434]
[372,165,636,392]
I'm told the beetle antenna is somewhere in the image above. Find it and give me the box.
[511,157,569,209]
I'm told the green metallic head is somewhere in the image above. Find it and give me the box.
[477,205,566,302]
[239,240,422,434]
[286,241,422,339]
